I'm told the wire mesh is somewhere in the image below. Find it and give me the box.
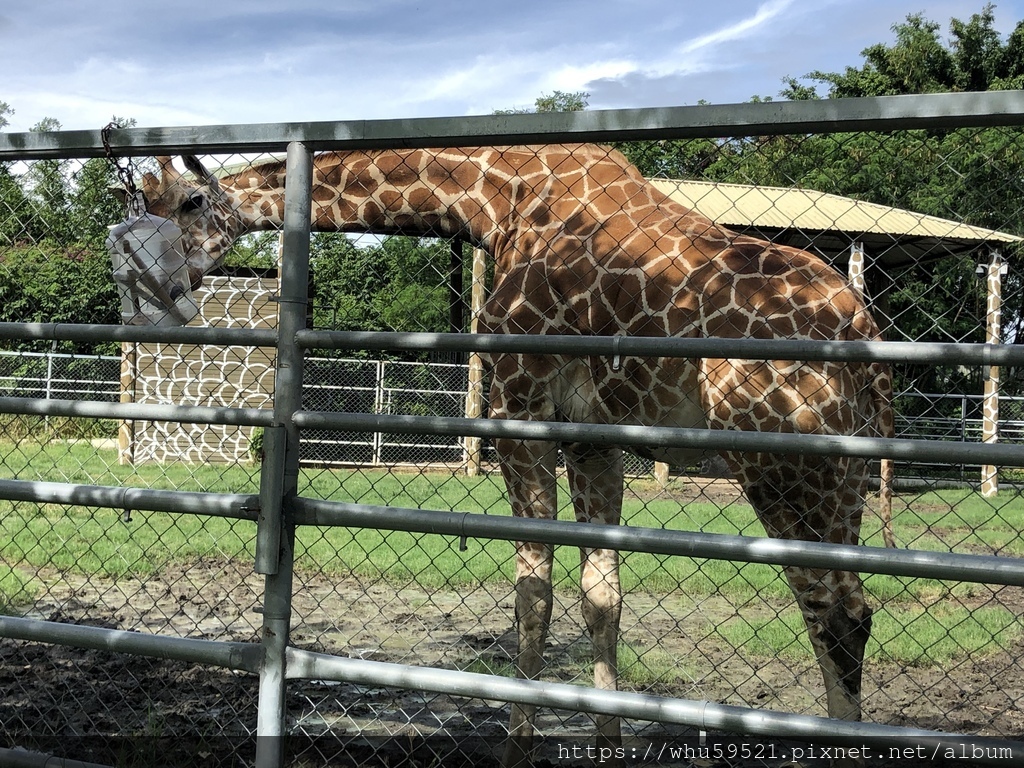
[1,115,1023,768]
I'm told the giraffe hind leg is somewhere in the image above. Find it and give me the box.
[731,452,873,726]
[786,568,872,722]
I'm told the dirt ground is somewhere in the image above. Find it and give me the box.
[2,479,1022,767]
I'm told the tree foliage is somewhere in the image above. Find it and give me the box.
[797,4,1024,97]
[0,114,134,351]
[310,234,455,338]
[0,244,120,354]
[494,90,590,115]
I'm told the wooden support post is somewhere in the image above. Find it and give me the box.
[982,250,1005,497]
[654,461,669,487]
[118,341,137,466]
[464,248,487,476]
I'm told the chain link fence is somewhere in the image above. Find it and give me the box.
[1,97,1024,767]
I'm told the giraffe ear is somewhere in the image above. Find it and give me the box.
[182,155,222,198]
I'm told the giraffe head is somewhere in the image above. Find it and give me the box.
[138,155,243,289]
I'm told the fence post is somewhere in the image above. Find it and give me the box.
[254,141,313,768]
[373,359,385,466]
[464,247,487,476]
[981,250,1004,497]
[118,342,137,465]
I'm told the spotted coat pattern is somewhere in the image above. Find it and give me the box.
[143,146,895,768]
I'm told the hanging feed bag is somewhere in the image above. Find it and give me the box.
[106,200,200,326]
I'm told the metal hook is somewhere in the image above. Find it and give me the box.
[611,334,623,372]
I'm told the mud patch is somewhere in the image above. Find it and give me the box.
[3,554,1022,766]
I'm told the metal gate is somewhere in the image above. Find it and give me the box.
[2,93,1024,767]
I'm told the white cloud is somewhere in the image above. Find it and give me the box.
[624,0,802,83]
[677,0,798,57]
[543,60,640,94]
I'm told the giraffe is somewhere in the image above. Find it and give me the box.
[139,146,895,767]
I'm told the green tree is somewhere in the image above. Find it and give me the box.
[795,4,1023,97]
[25,118,74,245]
[0,166,33,247]
[311,234,454,337]
[0,244,120,353]
[494,90,590,114]
[222,231,280,270]
[0,108,130,347]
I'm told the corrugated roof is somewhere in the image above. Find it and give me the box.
[649,178,1022,246]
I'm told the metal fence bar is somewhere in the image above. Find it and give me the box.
[0,350,121,401]
[285,649,1024,767]
[0,395,273,427]
[291,497,1024,586]
[296,329,1024,367]
[0,321,277,348]
[0,746,115,768]
[293,411,1024,466]
[0,478,259,520]
[4,92,1024,159]
[254,141,313,768]
[0,616,261,673]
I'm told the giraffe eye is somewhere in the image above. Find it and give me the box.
[180,193,205,214]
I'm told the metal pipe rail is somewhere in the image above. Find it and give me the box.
[291,497,1024,587]
[0,746,115,768]
[0,321,277,348]
[0,615,262,674]
[0,395,273,427]
[285,650,1024,767]
[292,411,1024,467]
[4,320,1021,367]
[296,329,1024,367]
[0,478,259,520]
[3,92,1024,159]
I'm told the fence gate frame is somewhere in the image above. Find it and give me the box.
[3,92,1024,767]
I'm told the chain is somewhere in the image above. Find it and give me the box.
[101,121,141,215]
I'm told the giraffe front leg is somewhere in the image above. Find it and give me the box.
[504,539,555,768]
[566,444,624,765]
[496,437,559,768]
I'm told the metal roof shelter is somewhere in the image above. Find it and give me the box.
[649,178,1022,269]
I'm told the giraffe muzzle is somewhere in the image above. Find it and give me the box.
[107,212,201,326]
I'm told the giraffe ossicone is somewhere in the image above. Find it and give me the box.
[134,146,895,768]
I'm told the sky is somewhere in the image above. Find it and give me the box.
[1,0,1023,135]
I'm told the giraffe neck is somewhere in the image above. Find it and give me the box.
[220,148,511,248]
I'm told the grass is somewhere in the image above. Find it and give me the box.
[2,441,1023,669]
[714,602,1022,666]
[0,564,39,614]
[618,640,698,688]
[459,641,699,690]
